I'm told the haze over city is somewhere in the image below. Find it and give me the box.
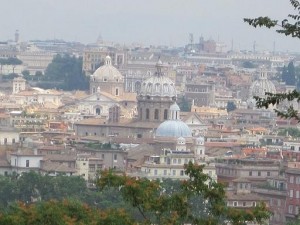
[1,0,300,52]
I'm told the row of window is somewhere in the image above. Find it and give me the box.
[289,175,300,184]
[232,201,256,207]
[289,189,300,198]
[288,205,299,215]
[142,108,168,120]
[152,169,185,176]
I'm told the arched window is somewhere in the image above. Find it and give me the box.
[154,109,159,120]
[96,108,101,115]
[146,109,150,119]
[164,109,168,120]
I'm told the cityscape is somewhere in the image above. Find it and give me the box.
[0,1,300,225]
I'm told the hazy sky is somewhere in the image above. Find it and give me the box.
[1,0,299,52]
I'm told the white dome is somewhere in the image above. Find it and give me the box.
[139,60,176,98]
[249,70,276,98]
[156,120,192,138]
[92,56,123,82]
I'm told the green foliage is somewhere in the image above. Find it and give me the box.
[227,101,237,112]
[98,162,270,225]
[178,95,191,112]
[0,200,135,225]
[244,0,300,39]
[254,90,300,121]
[245,1,300,121]
[42,54,89,91]
[283,62,297,85]
[278,127,300,137]
[242,61,257,68]
[0,57,22,65]
[0,171,88,208]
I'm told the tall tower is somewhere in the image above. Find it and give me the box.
[194,136,205,161]
[14,30,19,43]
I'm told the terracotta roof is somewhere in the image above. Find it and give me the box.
[43,154,76,162]
[226,191,267,201]
[41,161,76,173]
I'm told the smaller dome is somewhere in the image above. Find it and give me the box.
[196,136,204,145]
[170,103,180,111]
[156,120,192,138]
[249,70,276,98]
[92,55,123,82]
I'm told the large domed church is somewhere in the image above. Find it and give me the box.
[90,56,124,97]
[137,60,176,122]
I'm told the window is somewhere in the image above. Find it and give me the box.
[296,176,300,184]
[102,154,105,159]
[243,202,246,207]
[178,159,181,164]
[296,191,299,199]
[115,88,119,96]
[172,170,176,176]
[114,154,118,161]
[296,206,299,215]
[249,171,252,176]
[173,159,177,164]
[146,109,150,119]
[252,202,256,207]
[258,171,261,176]
[267,171,270,176]
[154,169,157,175]
[26,160,29,167]
[180,170,184,176]
[164,109,168,120]
[83,163,86,166]
[290,190,294,198]
[289,205,293,214]
[233,201,238,207]
[290,176,295,183]
[154,109,159,120]
[277,199,281,207]
[163,170,167,176]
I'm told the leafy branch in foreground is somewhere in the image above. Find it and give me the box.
[254,90,300,121]
[97,162,270,225]
[244,0,300,39]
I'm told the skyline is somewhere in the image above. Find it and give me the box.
[1,0,300,52]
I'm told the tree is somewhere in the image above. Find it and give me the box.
[278,127,300,137]
[244,0,300,121]
[227,101,237,112]
[98,162,270,225]
[242,61,257,69]
[244,0,300,39]
[0,58,22,66]
[0,200,134,225]
[43,54,89,91]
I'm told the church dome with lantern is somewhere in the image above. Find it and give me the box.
[156,103,192,138]
[249,69,276,98]
[89,55,124,96]
[139,60,176,98]
[92,56,123,82]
